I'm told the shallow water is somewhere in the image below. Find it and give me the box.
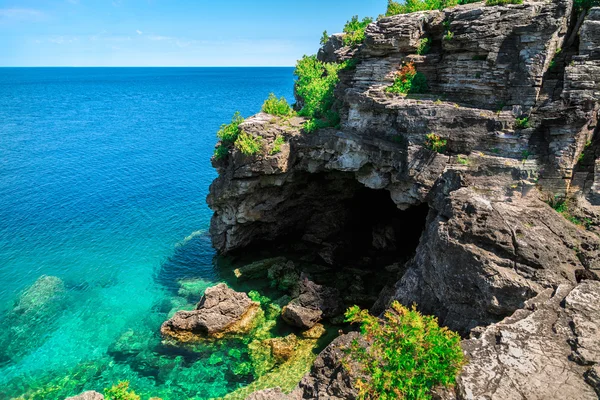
[0,67,295,399]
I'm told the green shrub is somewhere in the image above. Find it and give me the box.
[213,111,245,159]
[425,133,447,153]
[444,30,454,40]
[515,117,529,129]
[214,144,229,160]
[104,381,140,400]
[234,131,262,155]
[270,135,285,155]
[385,0,459,15]
[485,0,522,5]
[342,16,373,47]
[416,38,431,55]
[262,93,293,117]
[294,55,344,132]
[320,30,330,46]
[345,301,465,400]
[574,0,600,11]
[386,62,428,95]
[457,155,469,165]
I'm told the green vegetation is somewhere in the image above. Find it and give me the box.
[320,30,330,46]
[550,197,593,229]
[214,111,245,159]
[104,381,140,400]
[234,131,262,155]
[574,0,600,11]
[416,38,431,55]
[424,133,447,153]
[386,62,428,95]
[457,155,469,165]
[294,55,343,132]
[345,301,465,400]
[342,16,374,46]
[385,0,459,15]
[515,117,529,129]
[485,0,522,6]
[444,30,454,41]
[261,93,293,117]
[270,135,286,155]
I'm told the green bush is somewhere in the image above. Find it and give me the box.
[386,62,428,95]
[345,301,465,400]
[342,16,374,46]
[425,133,447,153]
[515,117,529,129]
[485,0,522,6]
[295,55,343,132]
[104,382,140,400]
[234,131,262,155]
[261,93,293,117]
[320,30,330,46]
[213,111,245,159]
[416,38,431,55]
[385,0,459,15]
[270,135,285,155]
[574,0,600,10]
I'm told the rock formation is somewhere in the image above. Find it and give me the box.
[160,283,261,341]
[207,0,600,398]
[65,391,104,400]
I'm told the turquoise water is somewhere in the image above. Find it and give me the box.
[0,67,295,399]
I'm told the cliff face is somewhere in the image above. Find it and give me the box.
[207,1,600,398]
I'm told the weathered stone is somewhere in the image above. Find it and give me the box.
[160,283,260,341]
[234,257,287,281]
[65,391,104,400]
[281,276,342,329]
[245,387,289,400]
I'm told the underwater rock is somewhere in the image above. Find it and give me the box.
[301,324,326,340]
[267,261,300,291]
[0,275,67,365]
[266,334,298,363]
[160,283,261,341]
[282,276,342,329]
[65,391,104,400]
[234,257,287,281]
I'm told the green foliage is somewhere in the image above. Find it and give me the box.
[549,197,592,228]
[320,30,330,46]
[574,0,600,11]
[234,131,262,156]
[457,155,469,165]
[214,144,229,160]
[385,0,459,15]
[515,117,529,129]
[444,30,454,40]
[344,301,465,400]
[214,111,245,159]
[342,16,373,46]
[104,381,140,400]
[270,135,286,155]
[485,0,522,6]
[424,133,447,153]
[416,38,431,55]
[261,93,293,117]
[386,62,428,95]
[294,55,344,133]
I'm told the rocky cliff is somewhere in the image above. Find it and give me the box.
[207,0,600,398]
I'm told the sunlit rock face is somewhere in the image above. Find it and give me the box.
[208,2,600,399]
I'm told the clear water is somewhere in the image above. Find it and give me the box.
[0,67,295,399]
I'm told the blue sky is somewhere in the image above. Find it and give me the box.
[0,1,385,66]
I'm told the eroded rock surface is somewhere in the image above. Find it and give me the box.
[160,283,260,341]
[65,391,104,400]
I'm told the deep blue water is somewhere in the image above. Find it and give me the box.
[0,67,295,399]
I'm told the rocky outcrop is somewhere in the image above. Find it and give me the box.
[160,283,261,341]
[209,1,600,399]
[65,391,104,400]
[281,276,342,330]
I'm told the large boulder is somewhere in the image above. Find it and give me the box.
[160,283,261,341]
[282,276,342,329]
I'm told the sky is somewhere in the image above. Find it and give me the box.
[0,0,386,66]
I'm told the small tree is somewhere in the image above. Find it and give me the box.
[345,301,465,400]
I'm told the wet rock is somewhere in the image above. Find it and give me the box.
[282,276,342,329]
[301,323,326,340]
[266,334,298,363]
[160,283,261,341]
[65,391,104,400]
[245,387,289,400]
[234,257,287,281]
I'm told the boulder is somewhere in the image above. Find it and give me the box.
[281,276,342,329]
[65,391,104,400]
[160,283,260,341]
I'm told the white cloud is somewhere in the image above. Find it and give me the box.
[0,8,44,22]
[148,35,171,41]
[136,30,143,35]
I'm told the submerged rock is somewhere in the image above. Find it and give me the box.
[160,283,261,341]
[65,392,104,400]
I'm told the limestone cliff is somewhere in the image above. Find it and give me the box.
[207,1,600,398]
